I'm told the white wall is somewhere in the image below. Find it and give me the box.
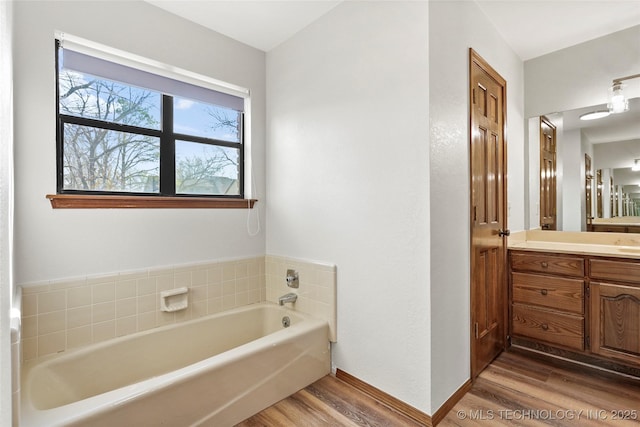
[429,0,524,411]
[266,1,431,413]
[12,1,266,285]
[602,168,612,218]
[554,117,564,231]
[562,129,584,231]
[0,1,14,423]
[594,139,640,170]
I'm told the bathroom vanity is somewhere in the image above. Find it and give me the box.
[590,217,640,234]
[508,231,640,375]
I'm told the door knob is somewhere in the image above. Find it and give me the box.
[498,229,511,237]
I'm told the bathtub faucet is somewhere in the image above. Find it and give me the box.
[278,292,298,306]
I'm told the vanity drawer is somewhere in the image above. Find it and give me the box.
[590,259,640,286]
[510,252,585,277]
[512,304,584,351]
[512,273,584,314]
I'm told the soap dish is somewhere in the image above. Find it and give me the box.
[160,287,189,312]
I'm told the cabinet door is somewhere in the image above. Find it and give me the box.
[591,282,640,365]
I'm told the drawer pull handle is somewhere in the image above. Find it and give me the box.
[541,289,548,296]
[541,323,549,331]
[541,262,549,268]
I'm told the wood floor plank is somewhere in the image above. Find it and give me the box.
[441,351,640,427]
[237,407,293,426]
[240,350,640,427]
[237,375,422,427]
[468,377,604,427]
[544,363,640,400]
[446,392,529,427]
[509,345,640,387]
[481,365,613,417]
[545,371,640,413]
[292,389,363,427]
[305,375,423,427]
[489,352,554,383]
[272,395,341,427]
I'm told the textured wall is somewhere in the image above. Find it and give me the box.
[12,1,266,285]
[429,0,525,411]
[267,1,431,413]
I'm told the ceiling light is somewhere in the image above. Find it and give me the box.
[608,82,629,114]
[579,110,610,120]
[607,73,640,114]
[632,159,640,172]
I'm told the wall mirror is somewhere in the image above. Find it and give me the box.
[532,96,640,232]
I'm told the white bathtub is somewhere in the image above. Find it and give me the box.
[21,302,331,427]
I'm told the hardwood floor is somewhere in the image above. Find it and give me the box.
[441,349,640,426]
[236,374,424,426]
[238,349,640,426]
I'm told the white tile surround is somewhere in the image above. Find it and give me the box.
[11,296,20,427]
[20,257,264,361]
[19,255,337,362]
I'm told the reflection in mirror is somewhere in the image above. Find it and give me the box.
[540,116,557,230]
[533,97,640,232]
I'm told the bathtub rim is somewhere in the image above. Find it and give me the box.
[21,301,329,427]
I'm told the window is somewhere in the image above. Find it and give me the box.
[54,39,250,207]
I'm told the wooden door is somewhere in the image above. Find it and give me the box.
[469,49,508,378]
[596,169,603,218]
[585,154,593,231]
[540,117,556,230]
[610,176,615,217]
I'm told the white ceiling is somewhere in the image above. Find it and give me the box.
[563,98,640,144]
[475,0,640,61]
[145,0,342,52]
[561,98,640,189]
[145,0,640,58]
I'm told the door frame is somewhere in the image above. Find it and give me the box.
[468,48,509,379]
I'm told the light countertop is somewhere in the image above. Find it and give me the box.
[507,230,640,259]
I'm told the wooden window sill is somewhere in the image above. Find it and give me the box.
[46,194,257,209]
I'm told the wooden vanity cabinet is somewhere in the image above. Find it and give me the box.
[591,224,640,233]
[589,258,640,365]
[591,224,627,233]
[510,252,585,351]
[509,251,640,371]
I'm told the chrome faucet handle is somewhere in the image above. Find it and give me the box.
[286,269,299,288]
